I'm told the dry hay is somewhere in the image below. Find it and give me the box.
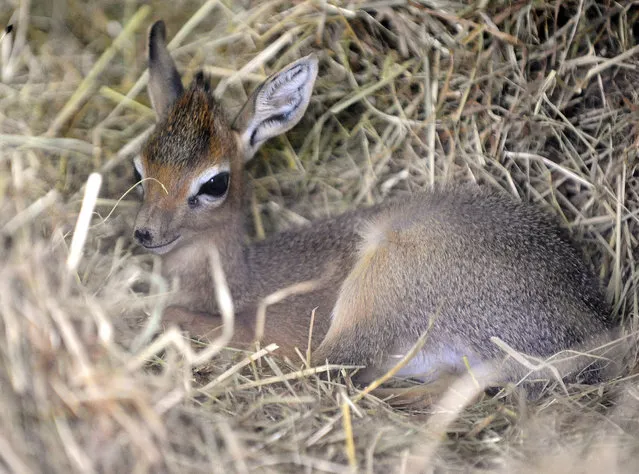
[1,0,639,472]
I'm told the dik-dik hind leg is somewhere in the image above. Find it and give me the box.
[311,219,444,381]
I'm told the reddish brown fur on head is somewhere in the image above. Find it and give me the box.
[140,77,240,210]
[143,75,237,171]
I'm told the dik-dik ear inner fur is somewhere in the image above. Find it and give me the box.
[135,20,617,388]
[232,55,319,160]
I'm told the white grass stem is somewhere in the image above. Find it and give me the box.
[67,173,102,272]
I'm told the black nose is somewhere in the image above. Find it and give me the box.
[134,228,153,246]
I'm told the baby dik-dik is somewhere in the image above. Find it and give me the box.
[133,20,613,384]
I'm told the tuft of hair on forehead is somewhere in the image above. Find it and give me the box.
[142,74,236,170]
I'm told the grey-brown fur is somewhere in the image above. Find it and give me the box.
[134,20,615,386]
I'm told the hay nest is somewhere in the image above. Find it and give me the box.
[1,1,638,472]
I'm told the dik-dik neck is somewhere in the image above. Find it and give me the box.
[161,218,256,313]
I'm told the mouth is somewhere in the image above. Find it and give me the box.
[142,235,181,255]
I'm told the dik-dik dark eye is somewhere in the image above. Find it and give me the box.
[197,171,230,198]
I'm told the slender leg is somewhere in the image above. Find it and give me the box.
[162,306,224,338]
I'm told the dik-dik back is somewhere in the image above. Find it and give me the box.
[134,21,615,385]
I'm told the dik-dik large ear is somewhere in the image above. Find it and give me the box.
[147,20,184,120]
[233,55,318,160]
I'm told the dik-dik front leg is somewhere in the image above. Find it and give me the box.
[162,306,260,349]
[162,305,316,361]
[162,306,224,338]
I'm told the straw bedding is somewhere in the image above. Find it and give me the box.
[1,1,638,472]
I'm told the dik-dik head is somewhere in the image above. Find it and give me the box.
[133,21,318,254]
